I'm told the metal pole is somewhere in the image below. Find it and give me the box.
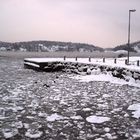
[127,10,131,64]
[127,9,136,64]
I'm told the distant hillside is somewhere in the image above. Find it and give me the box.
[0,41,104,52]
[112,41,140,53]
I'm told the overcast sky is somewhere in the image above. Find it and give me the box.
[0,0,139,48]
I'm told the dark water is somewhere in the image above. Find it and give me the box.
[0,58,140,140]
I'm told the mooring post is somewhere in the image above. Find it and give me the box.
[75,56,77,61]
[64,56,66,61]
[137,60,139,66]
[125,59,128,65]
[114,58,117,64]
[103,57,105,63]
[89,56,91,62]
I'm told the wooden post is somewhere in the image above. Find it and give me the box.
[64,56,66,61]
[89,56,91,62]
[75,56,77,61]
[137,60,139,66]
[114,58,117,64]
[103,57,105,63]
[125,59,127,65]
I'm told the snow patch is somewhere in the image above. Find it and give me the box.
[91,68,101,75]
[74,73,140,88]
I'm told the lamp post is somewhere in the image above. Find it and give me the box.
[127,9,136,64]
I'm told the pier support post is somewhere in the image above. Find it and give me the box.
[137,60,139,66]
[103,57,105,63]
[125,59,128,65]
[64,56,66,61]
[89,56,91,62]
[114,58,117,64]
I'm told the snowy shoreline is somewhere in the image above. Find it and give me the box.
[24,57,140,87]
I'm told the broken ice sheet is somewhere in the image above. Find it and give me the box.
[25,129,43,138]
[38,112,47,117]
[47,113,64,122]
[132,129,140,138]
[70,115,83,120]
[127,103,140,118]
[86,115,110,124]
[2,128,18,139]
[9,121,23,129]
[82,108,92,111]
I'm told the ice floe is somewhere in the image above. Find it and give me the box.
[70,115,83,120]
[3,128,18,139]
[82,108,92,111]
[25,129,43,138]
[104,127,110,132]
[132,129,140,138]
[47,113,64,122]
[86,115,110,124]
[127,103,140,118]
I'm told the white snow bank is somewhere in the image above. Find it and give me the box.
[74,73,140,88]
[128,103,140,118]
[86,115,110,123]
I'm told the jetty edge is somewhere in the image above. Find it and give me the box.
[24,58,140,82]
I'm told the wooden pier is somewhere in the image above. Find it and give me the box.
[24,58,67,71]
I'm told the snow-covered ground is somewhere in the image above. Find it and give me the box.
[74,73,140,88]
[0,58,140,139]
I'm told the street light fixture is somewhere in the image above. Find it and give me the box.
[127,9,136,64]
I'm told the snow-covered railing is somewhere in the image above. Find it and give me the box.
[63,56,140,66]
